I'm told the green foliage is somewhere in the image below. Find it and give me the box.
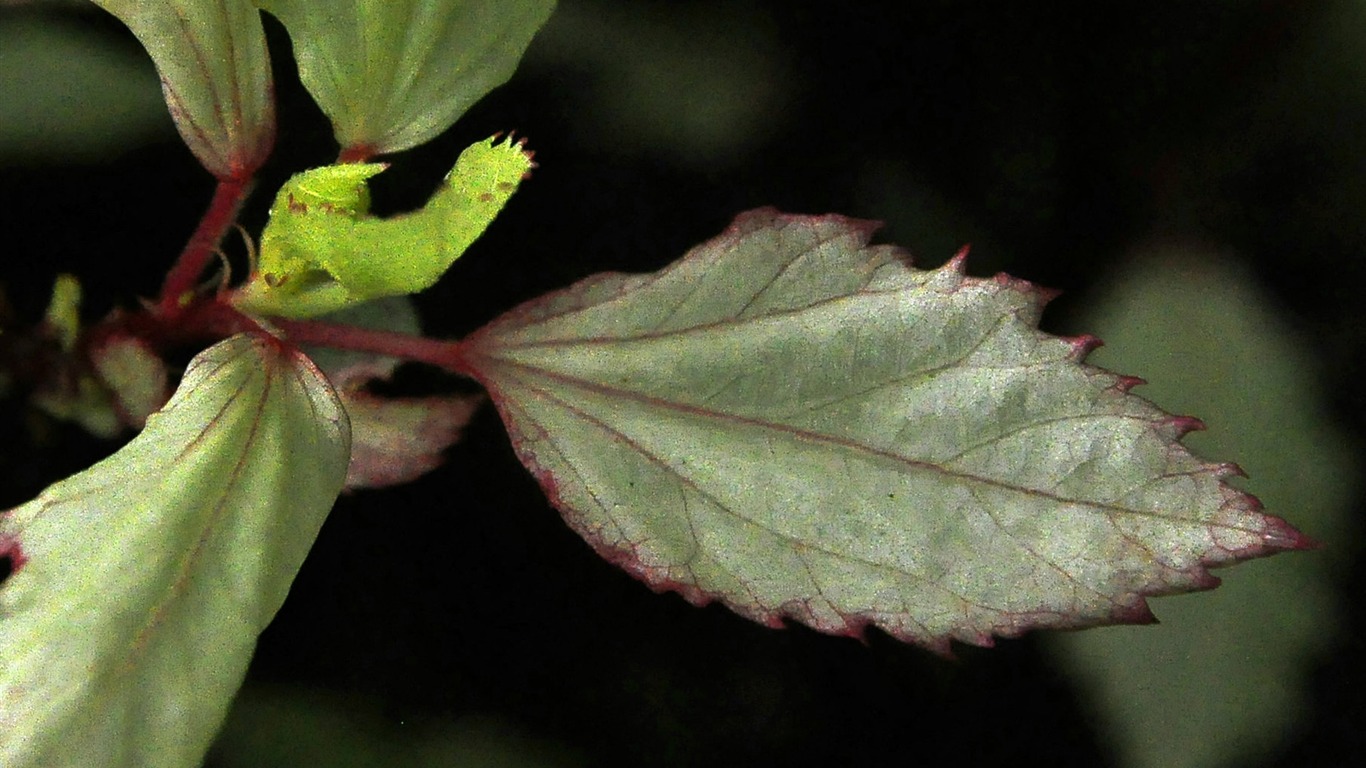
[0,335,350,768]
[1046,249,1357,768]
[91,0,273,178]
[253,0,556,155]
[234,135,534,318]
[0,16,169,165]
[0,3,1322,766]
[461,209,1298,651]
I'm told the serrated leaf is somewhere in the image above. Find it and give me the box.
[0,334,350,768]
[460,208,1306,652]
[233,135,533,319]
[1045,248,1356,768]
[254,0,555,155]
[91,0,274,178]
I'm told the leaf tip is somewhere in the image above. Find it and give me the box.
[491,131,538,174]
[1253,513,1319,553]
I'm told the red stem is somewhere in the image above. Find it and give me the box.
[158,176,252,314]
[273,317,471,376]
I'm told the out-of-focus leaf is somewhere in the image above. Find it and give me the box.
[0,334,351,768]
[341,392,480,490]
[254,0,555,156]
[526,1,790,167]
[30,369,120,438]
[41,274,81,351]
[91,0,274,178]
[233,135,533,319]
[0,16,170,164]
[1045,248,1355,768]
[90,334,170,430]
[459,209,1306,652]
[31,275,121,437]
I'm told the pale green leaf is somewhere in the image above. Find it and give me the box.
[233,135,534,319]
[90,334,171,431]
[461,209,1305,651]
[1045,248,1355,768]
[254,0,556,155]
[92,0,274,177]
[0,334,351,768]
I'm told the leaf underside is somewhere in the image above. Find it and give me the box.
[254,0,556,155]
[0,334,350,767]
[92,0,274,178]
[461,208,1307,653]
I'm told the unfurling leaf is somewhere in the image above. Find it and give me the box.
[91,0,274,178]
[254,0,556,156]
[233,135,534,319]
[0,334,350,768]
[459,208,1307,653]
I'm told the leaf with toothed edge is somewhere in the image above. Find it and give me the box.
[0,334,350,768]
[458,208,1308,653]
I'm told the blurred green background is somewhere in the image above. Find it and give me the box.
[1,1,1363,766]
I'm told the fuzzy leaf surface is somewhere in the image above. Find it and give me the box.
[92,0,274,178]
[254,0,555,155]
[461,208,1305,651]
[0,334,350,767]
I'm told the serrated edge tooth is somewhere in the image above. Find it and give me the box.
[1065,334,1103,359]
[1112,374,1146,393]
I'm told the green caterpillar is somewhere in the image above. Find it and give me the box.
[234,134,534,319]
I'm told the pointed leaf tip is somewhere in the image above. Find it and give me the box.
[464,208,1305,651]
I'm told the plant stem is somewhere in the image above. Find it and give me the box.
[158,177,252,315]
[273,317,468,375]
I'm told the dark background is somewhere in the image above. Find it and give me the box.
[1,2,1363,766]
